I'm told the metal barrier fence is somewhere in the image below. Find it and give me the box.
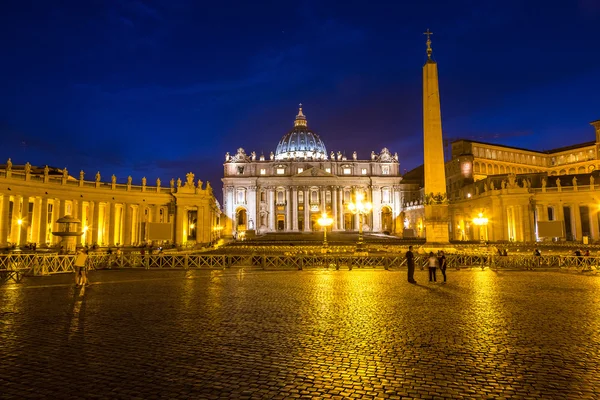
[1,253,599,282]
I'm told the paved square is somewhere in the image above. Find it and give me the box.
[1,268,600,399]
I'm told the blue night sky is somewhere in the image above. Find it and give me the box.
[1,0,599,201]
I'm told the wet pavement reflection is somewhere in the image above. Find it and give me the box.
[1,269,599,398]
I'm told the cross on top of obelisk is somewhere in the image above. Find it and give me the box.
[423,29,433,59]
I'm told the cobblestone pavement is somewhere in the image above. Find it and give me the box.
[1,268,600,399]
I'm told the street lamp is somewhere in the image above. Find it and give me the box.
[472,212,489,243]
[317,212,333,251]
[347,192,372,251]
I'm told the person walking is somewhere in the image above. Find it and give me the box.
[428,252,438,283]
[438,251,447,283]
[74,248,90,287]
[406,245,416,284]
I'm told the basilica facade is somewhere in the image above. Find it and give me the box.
[221,107,415,237]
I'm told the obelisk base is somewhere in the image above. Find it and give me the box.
[424,204,449,244]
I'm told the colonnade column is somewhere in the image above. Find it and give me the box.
[286,188,292,231]
[303,187,310,231]
[0,195,9,246]
[91,201,100,245]
[332,187,338,231]
[320,187,326,214]
[11,195,22,244]
[292,187,298,231]
[30,197,42,244]
[108,202,116,246]
[123,204,133,246]
[175,206,185,245]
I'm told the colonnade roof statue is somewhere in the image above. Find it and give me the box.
[274,105,328,161]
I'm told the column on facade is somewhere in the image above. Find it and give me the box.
[353,188,359,231]
[292,187,298,231]
[332,187,338,231]
[0,195,9,246]
[590,202,600,241]
[320,187,326,214]
[303,187,310,231]
[30,197,42,245]
[247,186,257,231]
[123,203,133,246]
[393,187,402,234]
[286,188,292,231]
[337,187,344,230]
[371,186,381,232]
[573,203,582,241]
[267,187,275,232]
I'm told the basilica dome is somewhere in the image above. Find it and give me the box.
[274,106,327,161]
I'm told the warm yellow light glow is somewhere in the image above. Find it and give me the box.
[190,223,195,230]
[317,212,333,228]
[17,219,23,225]
[83,226,89,232]
[473,212,489,226]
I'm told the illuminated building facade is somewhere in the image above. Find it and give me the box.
[222,106,411,236]
[401,33,600,243]
[0,164,221,249]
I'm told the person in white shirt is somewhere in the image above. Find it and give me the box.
[428,252,438,283]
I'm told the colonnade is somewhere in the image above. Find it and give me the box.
[0,194,169,247]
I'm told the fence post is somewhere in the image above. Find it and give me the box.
[184,254,189,270]
[261,255,266,270]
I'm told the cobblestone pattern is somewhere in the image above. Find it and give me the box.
[1,269,599,399]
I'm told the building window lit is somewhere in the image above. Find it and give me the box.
[343,168,351,175]
[260,168,266,175]
[277,168,285,175]
[325,168,331,173]
[361,168,367,175]
[297,168,303,174]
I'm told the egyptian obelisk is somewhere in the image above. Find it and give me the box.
[422,30,449,243]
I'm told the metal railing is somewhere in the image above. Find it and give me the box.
[1,253,599,282]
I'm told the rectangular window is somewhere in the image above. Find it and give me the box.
[297,168,303,174]
[580,206,590,238]
[325,168,331,173]
[343,168,351,175]
[382,166,390,175]
[276,168,285,175]
[361,168,367,175]
[260,168,266,175]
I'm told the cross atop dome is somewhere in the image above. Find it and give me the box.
[294,103,307,127]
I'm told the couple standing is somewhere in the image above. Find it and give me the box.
[405,246,447,284]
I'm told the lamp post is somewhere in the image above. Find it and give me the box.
[472,212,489,243]
[317,212,333,251]
[347,192,372,252]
